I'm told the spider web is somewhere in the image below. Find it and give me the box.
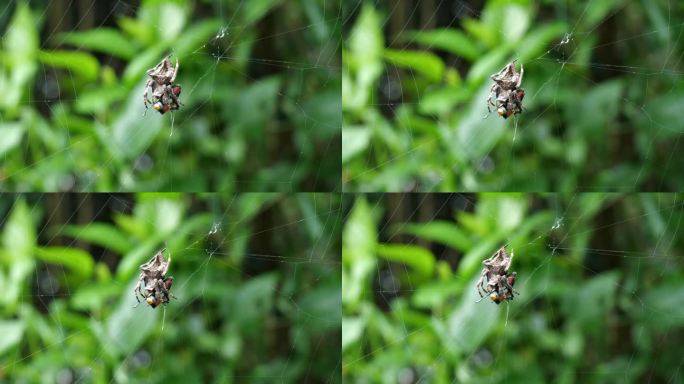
[341,193,684,383]
[341,0,684,192]
[0,193,342,383]
[0,0,341,192]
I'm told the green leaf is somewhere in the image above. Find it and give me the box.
[58,223,134,254]
[412,279,460,309]
[116,241,167,279]
[465,47,510,84]
[37,50,100,81]
[638,93,684,138]
[57,28,137,59]
[342,198,377,308]
[458,239,506,280]
[116,211,207,279]
[175,19,223,58]
[3,199,35,258]
[297,285,341,333]
[2,3,38,111]
[74,85,128,114]
[122,45,168,86]
[345,4,384,111]
[445,275,498,355]
[396,221,472,251]
[5,4,38,62]
[155,3,187,42]
[375,244,435,276]
[500,4,530,43]
[0,320,25,355]
[401,29,481,61]
[71,282,120,311]
[297,89,341,139]
[383,49,444,83]
[418,86,469,116]
[166,212,216,253]
[35,247,94,278]
[243,0,284,25]
[568,272,619,329]
[235,193,279,223]
[343,198,377,264]
[453,82,507,162]
[117,17,149,45]
[104,278,159,356]
[97,82,163,161]
[642,0,669,43]
[462,18,497,48]
[573,79,623,134]
[228,77,281,130]
[583,0,624,30]
[348,5,384,62]
[233,274,278,331]
[639,283,684,328]
[342,317,365,351]
[0,123,25,156]
[342,126,371,163]
[516,22,567,63]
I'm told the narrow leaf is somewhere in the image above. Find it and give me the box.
[375,243,435,276]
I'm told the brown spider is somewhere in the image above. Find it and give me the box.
[133,248,176,308]
[475,246,519,304]
[487,60,525,119]
[143,55,183,115]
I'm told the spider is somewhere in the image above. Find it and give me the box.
[143,55,183,115]
[133,248,177,308]
[475,247,519,304]
[486,60,525,119]
[488,272,518,304]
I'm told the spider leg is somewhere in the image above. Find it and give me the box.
[143,81,156,116]
[133,280,142,302]
[133,276,148,307]
[137,275,148,297]
[503,250,514,273]
[475,295,489,303]
[157,278,176,304]
[143,84,150,109]
[498,275,517,300]
[475,273,486,298]
[170,56,179,83]
[166,85,181,108]
[486,84,499,113]
[476,271,491,298]
[517,64,524,88]
[160,249,170,277]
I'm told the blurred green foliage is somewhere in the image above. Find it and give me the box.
[0,193,341,383]
[342,193,684,383]
[342,1,684,191]
[0,0,341,191]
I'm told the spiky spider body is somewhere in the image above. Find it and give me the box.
[475,247,519,304]
[143,55,183,115]
[487,60,525,119]
[133,248,177,308]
